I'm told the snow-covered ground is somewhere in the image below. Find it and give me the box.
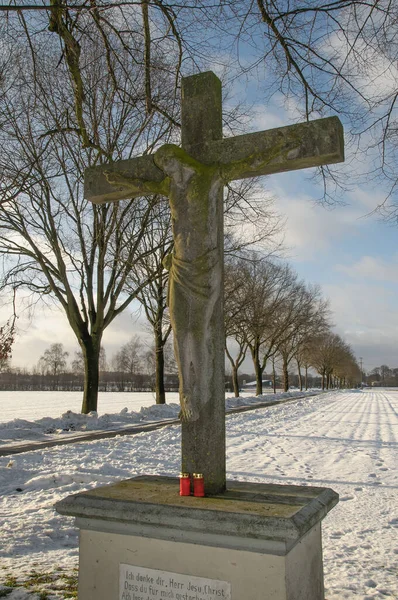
[0,389,280,424]
[0,390,178,424]
[0,388,397,599]
[0,389,311,448]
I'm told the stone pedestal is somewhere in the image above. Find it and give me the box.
[55,476,338,600]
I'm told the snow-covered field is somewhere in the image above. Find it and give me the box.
[0,389,307,449]
[0,389,278,424]
[0,388,397,599]
[0,391,179,424]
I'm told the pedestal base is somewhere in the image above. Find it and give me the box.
[55,476,339,600]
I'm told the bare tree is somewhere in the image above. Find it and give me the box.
[0,290,17,362]
[308,331,359,389]
[240,258,301,395]
[0,318,15,362]
[71,351,85,376]
[184,1,398,208]
[1,6,287,413]
[296,342,316,391]
[40,342,69,389]
[40,343,69,375]
[0,20,179,413]
[380,364,391,384]
[3,1,398,211]
[277,283,330,391]
[128,202,173,404]
[224,257,250,398]
[113,335,143,391]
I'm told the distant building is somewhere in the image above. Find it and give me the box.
[242,380,273,389]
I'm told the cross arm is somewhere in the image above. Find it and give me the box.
[210,116,344,182]
[84,116,343,204]
[84,154,169,204]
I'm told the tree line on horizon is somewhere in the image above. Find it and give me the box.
[0,274,360,396]
[366,365,398,387]
[0,1,392,411]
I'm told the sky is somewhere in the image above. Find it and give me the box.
[244,86,398,375]
[4,149,397,376]
[269,171,398,375]
[2,57,398,377]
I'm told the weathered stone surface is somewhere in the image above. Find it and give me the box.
[55,475,339,552]
[56,476,338,599]
[154,146,223,425]
[84,117,344,205]
[84,154,166,204]
[181,71,223,155]
[83,71,345,495]
[215,116,344,180]
[178,73,226,495]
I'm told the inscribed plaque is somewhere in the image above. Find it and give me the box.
[119,564,231,600]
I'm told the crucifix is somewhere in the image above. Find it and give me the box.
[85,71,344,495]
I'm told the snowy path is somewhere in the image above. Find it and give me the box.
[227,389,398,599]
[0,389,397,599]
[0,390,314,450]
[0,391,171,424]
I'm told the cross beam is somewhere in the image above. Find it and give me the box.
[85,117,343,204]
[84,72,344,495]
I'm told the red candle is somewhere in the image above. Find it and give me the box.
[179,472,191,496]
[193,473,205,497]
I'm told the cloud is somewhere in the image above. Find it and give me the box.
[251,107,286,132]
[323,25,398,105]
[323,280,398,369]
[325,281,398,329]
[1,297,150,370]
[346,187,392,213]
[335,255,398,284]
[7,306,77,370]
[269,186,360,261]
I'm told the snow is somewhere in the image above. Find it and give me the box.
[0,390,180,424]
[0,389,314,448]
[0,388,397,600]
[0,389,282,424]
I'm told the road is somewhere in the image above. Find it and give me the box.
[226,388,398,600]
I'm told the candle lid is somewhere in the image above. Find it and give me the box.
[193,473,203,478]
[179,472,190,478]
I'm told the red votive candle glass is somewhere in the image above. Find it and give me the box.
[179,472,191,496]
[193,473,205,497]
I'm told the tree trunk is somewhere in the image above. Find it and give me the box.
[232,365,240,397]
[155,326,166,404]
[305,366,308,390]
[321,370,325,390]
[283,356,289,392]
[80,336,101,414]
[251,342,263,395]
[272,359,276,394]
[297,360,303,391]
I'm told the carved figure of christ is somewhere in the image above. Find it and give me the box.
[84,71,344,495]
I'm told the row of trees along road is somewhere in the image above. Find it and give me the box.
[0,8,280,412]
[0,1,390,411]
[367,366,398,387]
[1,247,360,395]
[0,328,357,393]
[0,339,178,392]
[225,255,360,396]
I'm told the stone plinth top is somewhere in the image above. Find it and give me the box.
[56,476,338,554]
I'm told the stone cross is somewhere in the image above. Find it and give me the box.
[84,71,344,495]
